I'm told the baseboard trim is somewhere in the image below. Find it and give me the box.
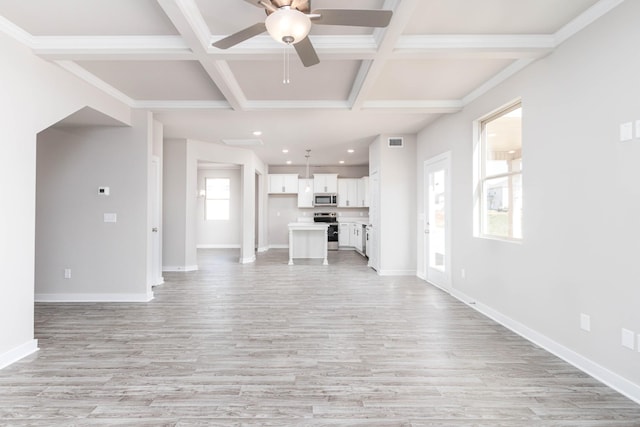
[257,246,269,253]
[35,293,153,303]
[450,288,640,405]
[269,244,289,249]
[0,340,39,370]
[197,244,241,249]
[378,269,416,276]
[239,255,256,264]
[162,265,198,272]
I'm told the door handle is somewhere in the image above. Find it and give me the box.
[152,227,158,232]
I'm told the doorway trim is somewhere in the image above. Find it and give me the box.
[423,151,452,292]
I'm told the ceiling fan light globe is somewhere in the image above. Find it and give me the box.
[265,8,311,45]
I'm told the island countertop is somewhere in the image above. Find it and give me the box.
[288,223,329,265]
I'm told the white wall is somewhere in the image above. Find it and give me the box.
[370,134,417,275]
[0,31,131,366]
[162,139,189,270]
[35,110,154,302]
[416,0,640,398]
[196,167,242,248]
[163,139,266,268]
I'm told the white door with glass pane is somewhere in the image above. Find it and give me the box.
[424,153,451,291]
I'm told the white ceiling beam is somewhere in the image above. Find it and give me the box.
[32,36,194,60]
[349,0,421,111]
[156,0,247,111]
[555,0,624,45]
[361,100,463,114]
[394,34,555,59]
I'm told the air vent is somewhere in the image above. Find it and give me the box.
[222,139,263,147]
[388,137,404,148]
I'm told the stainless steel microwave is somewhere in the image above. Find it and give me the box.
[314,193,337,207]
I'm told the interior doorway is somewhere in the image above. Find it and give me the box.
[424,152,451,291]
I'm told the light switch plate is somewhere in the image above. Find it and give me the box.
[622,328,635,350]
[580,313,591,332]
[103,213,117,223]
[620,122,633,141]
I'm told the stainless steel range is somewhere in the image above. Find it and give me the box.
[314,212,338,250]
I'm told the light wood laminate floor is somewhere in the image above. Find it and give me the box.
[2,249,639,426]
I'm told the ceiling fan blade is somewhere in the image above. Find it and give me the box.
[311,9,393,28]
[294,36,320,67]
[212,22,267,49]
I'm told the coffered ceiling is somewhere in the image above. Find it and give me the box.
[0,0,618,166]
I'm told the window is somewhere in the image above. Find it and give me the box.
[476,103,522,240]
[205,178,230,220]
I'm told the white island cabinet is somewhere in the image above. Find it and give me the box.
[288,222,329,265]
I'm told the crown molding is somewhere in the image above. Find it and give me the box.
[55,60,135,107]
[462,58,535,106]
[0,15,33,46]
[395,34,555,58]
[554,0,625,46]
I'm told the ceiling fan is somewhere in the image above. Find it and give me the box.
[212,0,393,67]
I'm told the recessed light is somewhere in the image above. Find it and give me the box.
[253,130,262,136]
[508,150,516,154]
[347,149,355,153]
[339,160,345,164]
[282,149,289,153]
[286,160,292,165]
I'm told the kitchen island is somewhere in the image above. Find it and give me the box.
[288,222,329,265]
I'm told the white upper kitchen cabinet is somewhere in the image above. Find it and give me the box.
[358,176,369,207]
[297,179,314,208]
[268,174,298,194]
[337,178,359,208]
[313,173,338,194]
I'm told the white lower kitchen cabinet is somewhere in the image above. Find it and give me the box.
[352,223,363,253]
[338,223,351,247]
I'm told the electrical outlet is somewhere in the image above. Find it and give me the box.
[620,122,633,141]
[580,313,591,332]
[64,268,71,279]
[622,328,635,350]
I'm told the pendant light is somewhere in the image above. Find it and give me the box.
[304,149,311,192]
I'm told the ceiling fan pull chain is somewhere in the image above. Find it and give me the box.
[283,44,291,84]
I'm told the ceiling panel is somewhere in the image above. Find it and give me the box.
[77,61,225,101]
[404,0,600,35]
[369,58,515,100]
[229,59,361,101]
[0,0,178,36]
